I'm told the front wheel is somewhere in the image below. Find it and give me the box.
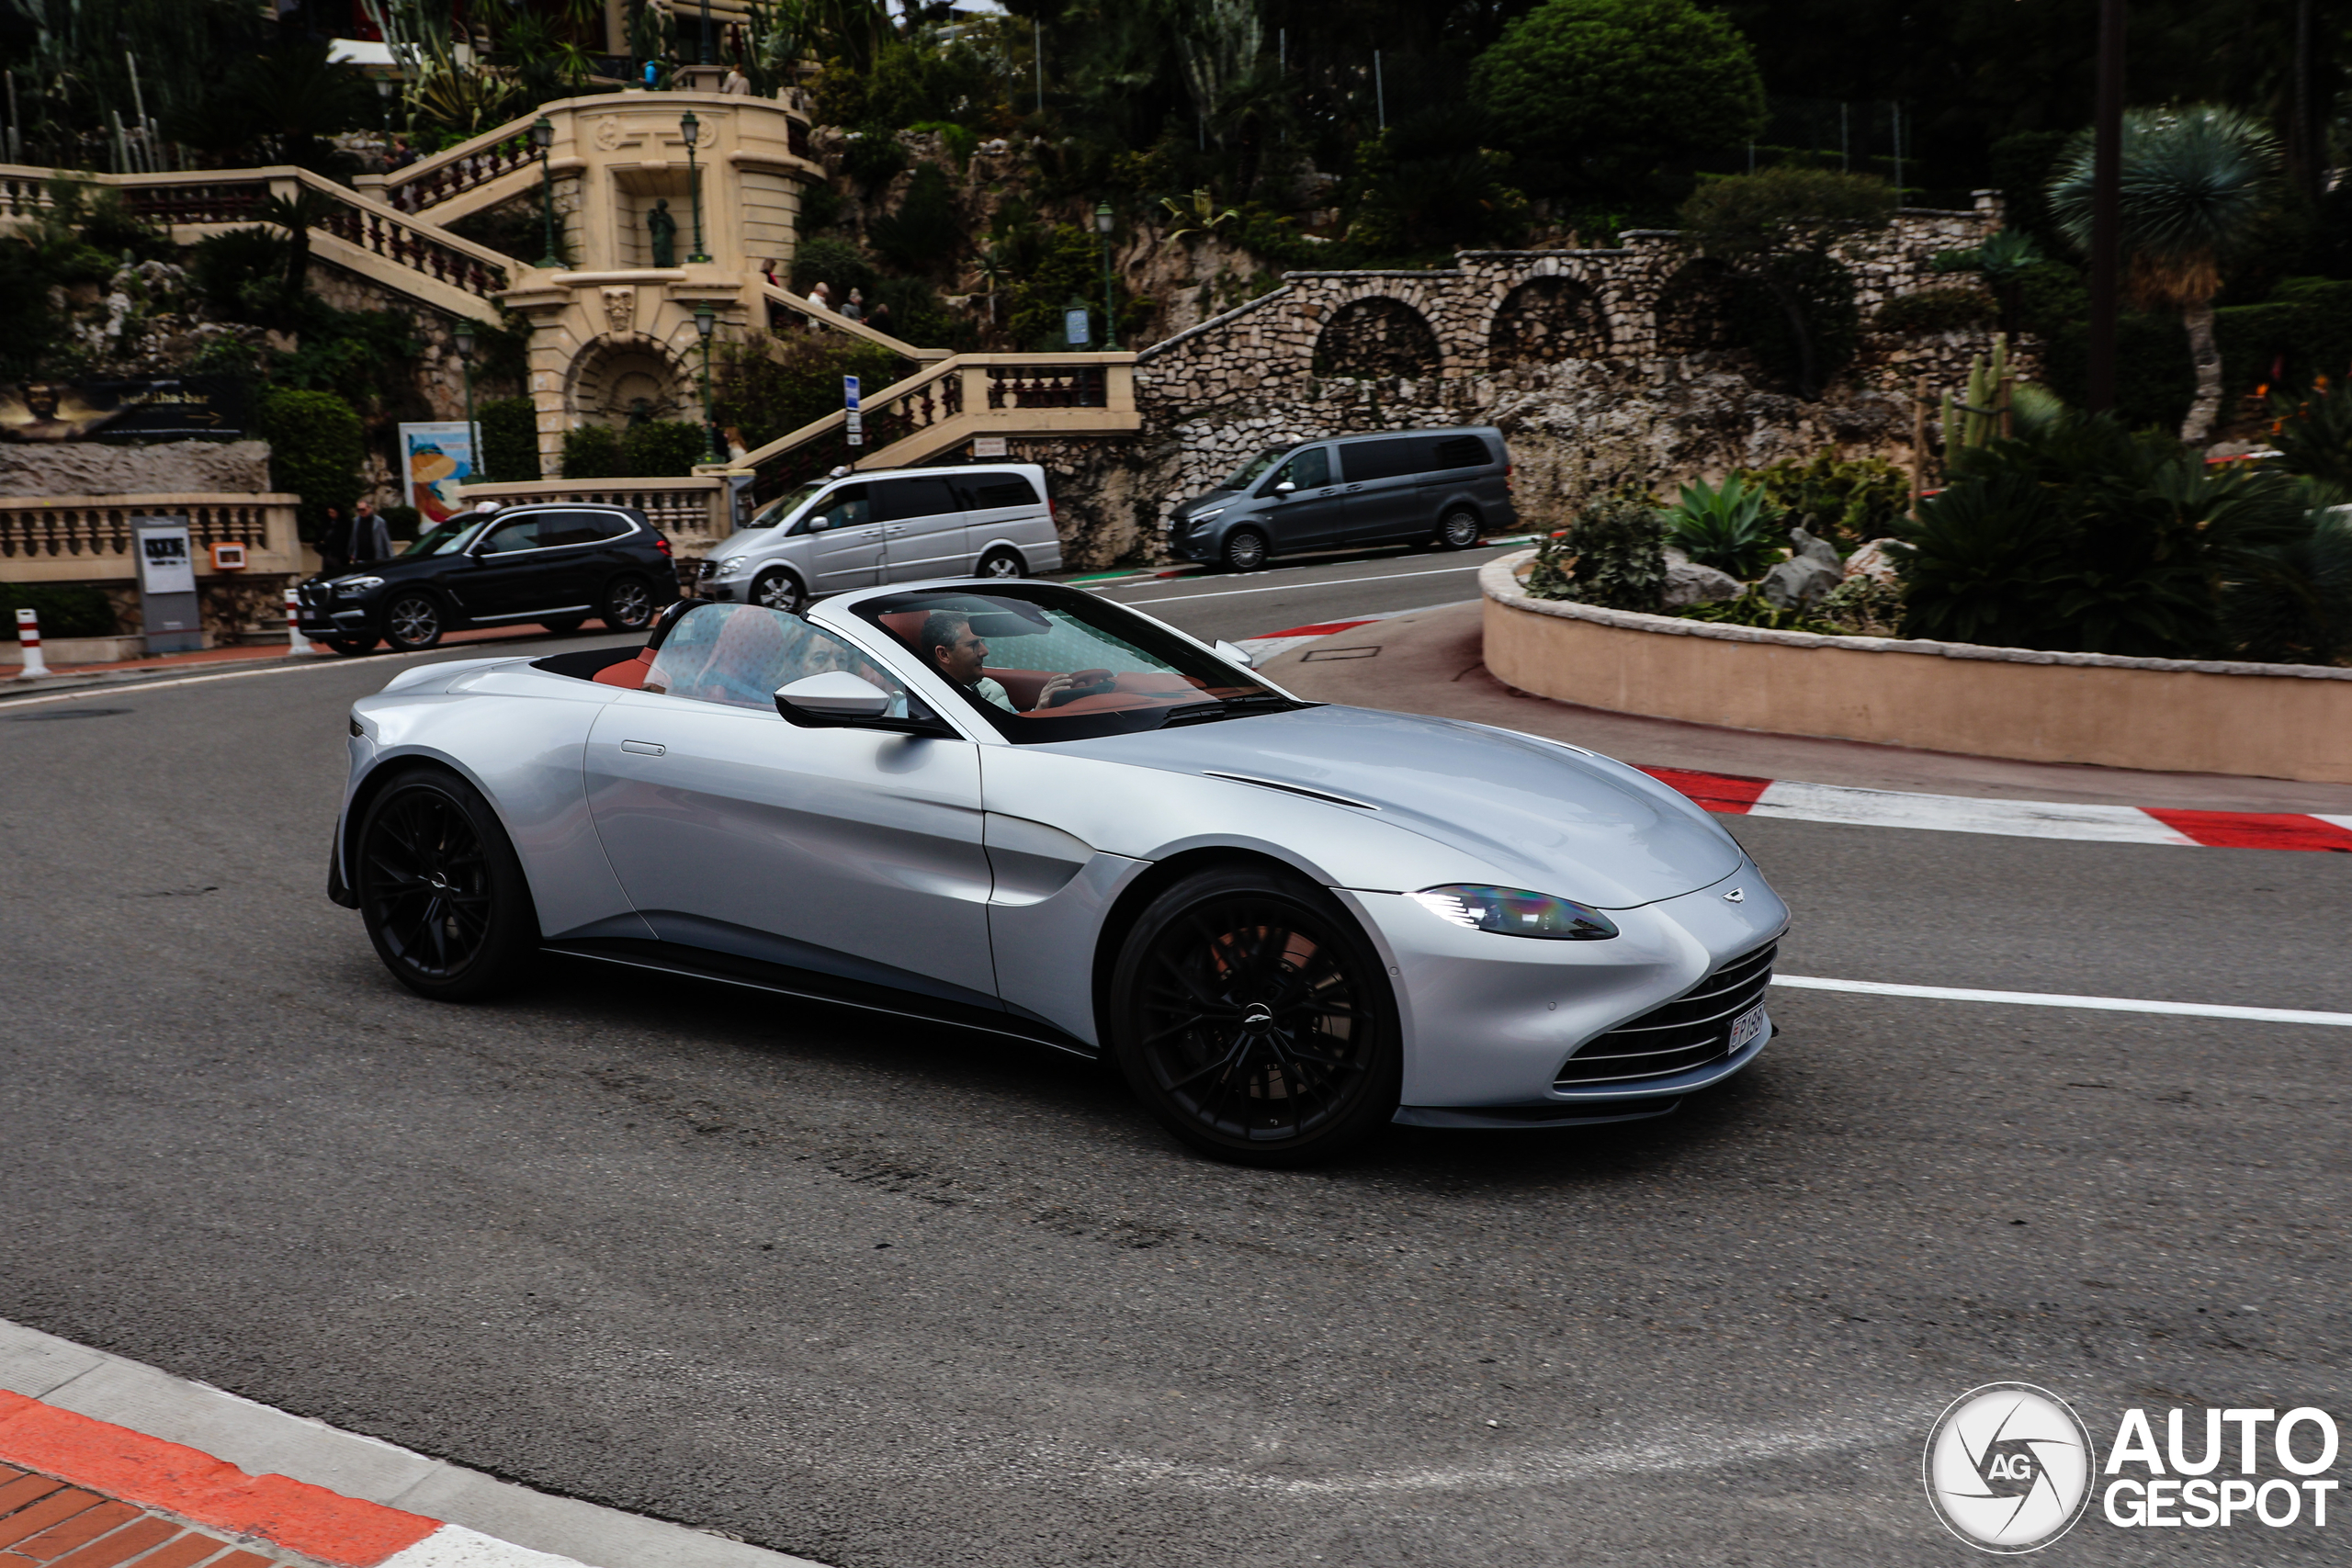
[751,567,808,615]
[1435,508,1482,550]
[382,592,444,652]
[1108,865,1400,1166]
[975,547,1025,580]
[1219,528,1269,573]
[355,767,539,1000]
[600,574,657,631]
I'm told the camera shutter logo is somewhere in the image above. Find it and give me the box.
[1923,1382,2096,1552]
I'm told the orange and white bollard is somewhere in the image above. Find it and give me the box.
[13,606,48,678]
[285,584,322,657]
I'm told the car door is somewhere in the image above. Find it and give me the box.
[956,469,1046,568]
[454,511,560,621]
[527,508,630,612]
[793,483,882,592]
[580,603,1000,1007]
[871,475,967,581]
[1338,434,1437,546]
[1257,444,1344,552]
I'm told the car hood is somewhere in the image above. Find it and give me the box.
[1170,490,1238,521]
[310,552,454,586]
[1053,704,1744,908]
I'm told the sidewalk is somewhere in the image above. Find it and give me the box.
[0,1319,822,1568]
[1261,601,2352,820]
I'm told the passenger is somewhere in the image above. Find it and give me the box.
[917,610,1073,712]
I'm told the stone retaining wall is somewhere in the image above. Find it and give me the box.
[1480,553,2352,784]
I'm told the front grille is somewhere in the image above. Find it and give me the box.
[694,558,720,581]
[1555,941,1777,1087]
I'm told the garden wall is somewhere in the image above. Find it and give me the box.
[1481,553,2352,784]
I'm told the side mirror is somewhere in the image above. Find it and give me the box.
[775,671,893,720]
[1273,480,1296,496]
[1213,638,1257,669]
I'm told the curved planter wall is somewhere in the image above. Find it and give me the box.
[1481,553,2352,784]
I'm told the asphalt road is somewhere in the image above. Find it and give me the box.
[1077,540,1524,643]
[0,552,2345,1568]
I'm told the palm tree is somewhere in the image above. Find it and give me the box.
[2049,106,2278,446]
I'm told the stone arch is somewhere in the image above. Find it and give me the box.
[1651,261,1738,355]
[567,335,694,429]
[1487,276,1609,367]
[1310,296,1442,379]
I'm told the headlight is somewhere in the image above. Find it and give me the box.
[1185,506,1224,528]
[709,558,749,579]
[1407,885,1619,941]
[335,575,384,595]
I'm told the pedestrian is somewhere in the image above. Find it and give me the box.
[841,288,865,323]
[386,134,416,172]
[865,296,892,333]
[642,58,660,89]
[315,505,351,577]
[807,279,831,312]
[721,63,750,96]
[351,499,392,564]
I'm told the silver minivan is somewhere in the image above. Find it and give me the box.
[696,463,1063,613]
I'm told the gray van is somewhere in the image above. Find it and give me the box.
[1166,425,1514,571]
[696,463,1062,614]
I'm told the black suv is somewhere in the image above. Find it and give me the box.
[296,504,678,654]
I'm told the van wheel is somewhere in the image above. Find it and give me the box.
[1436,508,1483,550]
[1220,528,1269,572]
[976,547,1025,580]
[752,567,808,615]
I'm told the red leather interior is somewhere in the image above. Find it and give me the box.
[878,610,929,646]
[982,666,1050,708]
[592,648,655,689]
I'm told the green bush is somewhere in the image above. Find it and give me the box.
[189,228,292,322]
[842,131,910,190]
[791,234,879,303]
[1744,453,1910,552]
[1662,473,1781,578]
[1873,288,1996,336]
[560,423,621,479]
[0,582,117,639]
[713,336,907,452]
[478,397,540,482]
[2218,507,2352,665]
[380,504,422,542]
[869,164,962,276]
[618,420,708,477]
[256,387,364,541]
[1679,589,1840,636]
[1522,490,1667,611]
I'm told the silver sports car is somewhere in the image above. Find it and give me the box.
[329,580,1789,1164]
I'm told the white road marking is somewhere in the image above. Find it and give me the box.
[1090,562,1487,605]
[1773,974,2352,1026]
[1047,1400,1943,1497]
[1750,780,2201,845]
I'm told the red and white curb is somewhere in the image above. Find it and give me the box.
[1235,615,1385,663]
[1640,766,2352,854]
[0,1318,821,1568]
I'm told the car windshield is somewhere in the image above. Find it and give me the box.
[742,479,830,535]
[1214,446,1293,492]
[403,519,484,557]
[855,584,1308,743]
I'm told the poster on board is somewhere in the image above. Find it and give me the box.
[398,421,477,525]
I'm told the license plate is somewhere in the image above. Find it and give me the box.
[1728,1002,1768,1051]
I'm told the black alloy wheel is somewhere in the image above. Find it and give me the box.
[976,547,1025,580]
[383,592,445,652]
[355,767,537,1000]
[1109,865,1400,1165]
[1220,527,1269,573]
[539,616,586,635]
[752,567,808,615]
[1437,508,1482,550]
[600,575,657,631]
[325,635,379,656]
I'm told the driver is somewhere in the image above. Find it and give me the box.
[918,610,1075,711]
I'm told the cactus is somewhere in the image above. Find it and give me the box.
[1940,333,2014,461]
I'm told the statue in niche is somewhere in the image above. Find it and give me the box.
[644,199,677,269]
[600,286,636,339]
[627,397,652,426]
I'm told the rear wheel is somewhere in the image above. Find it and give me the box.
[751,567,808,615]
[324,635,379,657]
[1436,508,1482,550]
[1220,528,1269,573]
[355,767,539,1001]
[1108,865,1400,1166]
[382,592,444,652]
[976,547,1025,580]
[600,575,657,631]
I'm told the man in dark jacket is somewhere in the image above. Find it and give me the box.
[316,505,351,577]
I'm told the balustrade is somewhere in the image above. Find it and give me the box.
[0,497,295,568]
[985,364,1109,410]
[388,136,535,214]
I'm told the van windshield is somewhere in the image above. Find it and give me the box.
[1216,446,1292,492]
[742,480,830,535]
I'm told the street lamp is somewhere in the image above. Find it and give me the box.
[452,318,479,482]
[529,115,560,268]
[1093,199,1118,350]
[680,109,711,265]
[693,304,718,465]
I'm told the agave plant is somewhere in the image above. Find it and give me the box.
[1929,228,2041,340]
[2048,106,2279,446]
[1161,187,1238,245]
[1660,473,1780,579]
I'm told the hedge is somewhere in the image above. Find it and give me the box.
[478,397,541,482]
[0,582,116,639]
[619,420,709,477]
[255,388,364,542]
